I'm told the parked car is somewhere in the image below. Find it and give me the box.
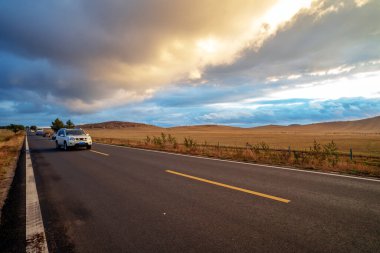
[36,128,44,136]
[55,128,92,150]
[43,131,51,138]
[51,133,57,140]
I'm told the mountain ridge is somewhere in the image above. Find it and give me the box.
[80,115,380,133]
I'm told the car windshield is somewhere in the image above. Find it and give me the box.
[66,129,85,136]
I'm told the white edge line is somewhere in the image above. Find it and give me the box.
[26,136,49,253]
[90,150,109,156]
[94,142,380,183]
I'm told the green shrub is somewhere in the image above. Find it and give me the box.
[161,132,167,145]
[167,134,177,148]
[153,136,163,147]
[184,137,197,149]
[323,140,338,166]
[310,140,323,164]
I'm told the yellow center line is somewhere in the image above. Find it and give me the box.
[90,150,110,156]
[165,170,290,203]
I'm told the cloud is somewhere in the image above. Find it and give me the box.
[194,97,380,127]
[0,0,379,126]
[0,0,280,112]
[204,0,380,83]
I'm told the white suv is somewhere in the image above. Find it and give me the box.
[55,128,92,150]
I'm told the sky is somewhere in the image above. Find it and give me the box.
[0,0,379,127]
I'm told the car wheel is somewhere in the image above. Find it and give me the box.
[86,145,92,150]
[64,142,69,151]
[55,141,60,149]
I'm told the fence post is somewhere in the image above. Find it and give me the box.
[350,148,353,160]
[245,142,249,160]
[288,146,291,155]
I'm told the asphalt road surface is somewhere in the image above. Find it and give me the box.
[8,134,380,252]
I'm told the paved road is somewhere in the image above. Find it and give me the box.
[25,134,380,252]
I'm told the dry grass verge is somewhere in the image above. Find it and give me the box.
[86,128,380,157]
[0,130,25,218]
[93,134,380,178]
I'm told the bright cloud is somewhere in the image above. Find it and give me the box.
[0,0,379,126]
[0,0,314,112]
[271,71,380,100]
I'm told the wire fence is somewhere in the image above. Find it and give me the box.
[93,137,380,176]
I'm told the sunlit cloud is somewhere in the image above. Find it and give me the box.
[0,0,379,126]
[1,0,314,111]
[270,71,380,100]
[355,0,370,7]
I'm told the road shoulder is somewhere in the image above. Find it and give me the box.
[0,140,26,253]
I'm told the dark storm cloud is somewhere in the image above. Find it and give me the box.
[0,51,113,104]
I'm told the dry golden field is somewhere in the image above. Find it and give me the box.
[0,129,24,179]
[82,117,380,177]
[0,130,24,214]
[85,127,380,157]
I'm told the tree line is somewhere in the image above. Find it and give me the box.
[1,118,75,133]
[0,124,25,133]
[50,118,75,132]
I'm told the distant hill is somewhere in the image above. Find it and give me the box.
[170,116,380,133]
[80,121,161,129]
[251,116,380,133]
[80,116,380,133]
[169,124,240,131]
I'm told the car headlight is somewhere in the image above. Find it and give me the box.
[69,137,75,141]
